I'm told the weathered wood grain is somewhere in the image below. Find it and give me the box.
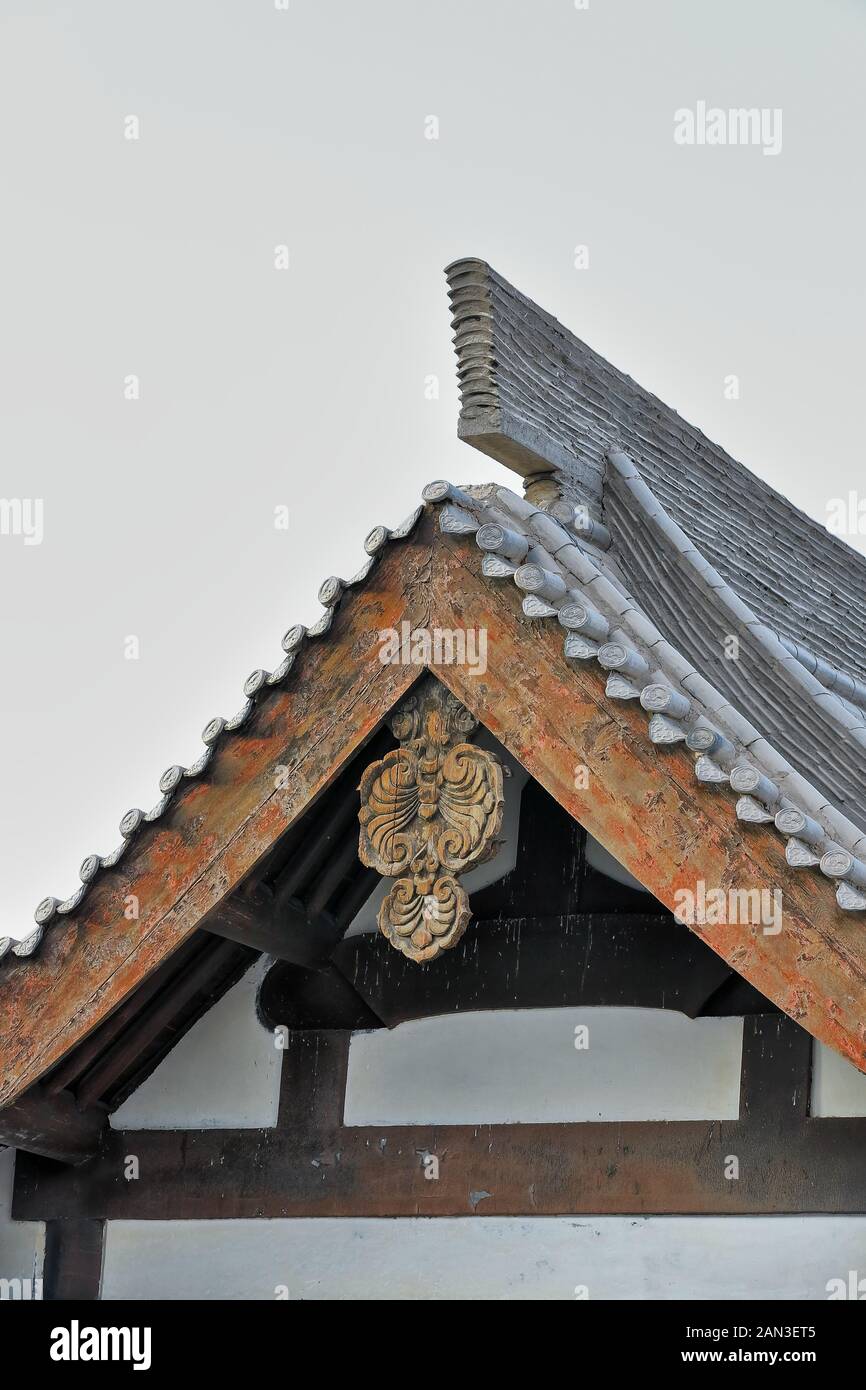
[431,533,866,1072]
[0,526,432,1110]
[0,1086,106,1165]
[43,1219,104,1300]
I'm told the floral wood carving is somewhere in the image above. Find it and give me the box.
[358,679,505,963]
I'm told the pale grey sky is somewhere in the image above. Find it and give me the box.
[2,0,865,937]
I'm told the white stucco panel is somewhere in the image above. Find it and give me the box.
[111,959,281,1131]
[811,1041,866,1117]
[102,1216,866,1301]
[344,1007,743,1125]
[0,1149,44,1296]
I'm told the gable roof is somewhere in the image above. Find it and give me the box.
[3,258,866,1138]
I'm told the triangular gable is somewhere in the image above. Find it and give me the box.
[2,501,866,1138]
[5,257,866,1163]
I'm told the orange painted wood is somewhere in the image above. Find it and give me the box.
[432,532,866,1072]
[0,525,433,1108]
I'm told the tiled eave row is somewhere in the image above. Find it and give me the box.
[0,507,424,967]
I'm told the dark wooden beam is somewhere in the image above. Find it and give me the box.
[740,1014,812,1124]
[278,1028,350,1130]
[44,1220,104,1300]
[22,1115,866,1219]
[41,933,208,1098]
[305,836,360,918]
[273,794,360,906]
[320,913,736,1031]
[0,1086,106,1165]
[333,866,379,930]
[14,1021,866,1219]
[201,887,307,960]
[203,882,353,968]
[258,962,383,1032]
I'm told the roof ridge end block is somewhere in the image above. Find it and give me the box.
[444,258,604,519]
[445,260,866,694]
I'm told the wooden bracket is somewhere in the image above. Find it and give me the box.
[358,677,504,961]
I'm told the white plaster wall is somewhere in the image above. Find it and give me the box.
[811,1041,866,1117]
[344,1008,743,1125]
[0,1148,44,1293]
[111,958,281,1130]
[102,1215,866,1301]
[585,833,648,892]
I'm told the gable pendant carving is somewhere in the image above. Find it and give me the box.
[358,678,504,963]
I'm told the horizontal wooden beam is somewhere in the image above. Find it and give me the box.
[27,1121,865,1219]
[14,1021,861,1220]
[0,1085,106,1165]
[258,962,383,1032]
[200,888,310,961]
[322,913,737,1030]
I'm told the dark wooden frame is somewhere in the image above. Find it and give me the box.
[17,1011,866,1227]
[43,1219,104,1300]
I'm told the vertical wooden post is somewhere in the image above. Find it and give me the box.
[739,1014,813,1124]
[278,1030,351,1131]
[43,1219,105,1300]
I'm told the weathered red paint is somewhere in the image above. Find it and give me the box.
[434,532,866,1072]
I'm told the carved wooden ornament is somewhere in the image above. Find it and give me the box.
[358,679,504,962]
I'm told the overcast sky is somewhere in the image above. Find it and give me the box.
[2,0,865,938]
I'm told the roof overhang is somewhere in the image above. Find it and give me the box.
[3,504,866,1133]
